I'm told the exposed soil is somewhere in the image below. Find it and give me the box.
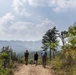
[14,64,53,75]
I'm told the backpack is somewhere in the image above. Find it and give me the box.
[41,51,47,57]
[25,52,29,57]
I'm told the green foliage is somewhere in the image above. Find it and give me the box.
[67,23,76,46]
[42,27,59,59]
[73,65,76,75]
[68,23,76,36]
[0,68,14,75]
[28,59,33,64]
[0,52,9,62]
[51,57,63,70]
[50,23,76,75]
[51,48,76,75]
[42,27,58,49]
[60,31,68,46]
[0,46,19,75]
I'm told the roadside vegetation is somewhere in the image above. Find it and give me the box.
[0,46,23,75]
[42,23,76,75]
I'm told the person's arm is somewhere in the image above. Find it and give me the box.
[28,52,29,55]
[41,52,42,56]
[41,52,43,57]
[37,54,38,57]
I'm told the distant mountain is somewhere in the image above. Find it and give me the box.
[0,40,42,54]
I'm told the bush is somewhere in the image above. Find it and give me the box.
[51,48,76,75]
[51,57,63,70]
[73,65,76,75]
[29,59,34,64]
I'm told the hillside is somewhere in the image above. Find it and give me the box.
[0,40,42,53]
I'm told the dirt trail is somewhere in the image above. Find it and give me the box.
[14,65,53,75]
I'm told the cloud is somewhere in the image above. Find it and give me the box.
[13,0,76,13]
[27,0,55,7]
[0,13,15,35]
[10,18,55,41]
[0,16,55,41]
[28,0,76,12]
[13,0,31,17]
[53,0,76,13]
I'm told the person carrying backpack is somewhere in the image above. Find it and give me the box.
[34,52,38,66]
[24,50,29,65]
[41,50,47,68]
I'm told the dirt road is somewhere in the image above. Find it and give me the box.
[14,64,53,75]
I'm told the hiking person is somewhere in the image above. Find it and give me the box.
[24,50,29,65]
[41,50,47,68]
[34,52,38,66]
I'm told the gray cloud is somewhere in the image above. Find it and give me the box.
[13,0,76,13]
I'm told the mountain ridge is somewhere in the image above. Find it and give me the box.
[0,40,42,53]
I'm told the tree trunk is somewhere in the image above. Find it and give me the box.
[53,51,55,58]
[62,38,64,49]
[50,48,52,60]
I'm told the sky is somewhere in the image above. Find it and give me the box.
[0,0,76,41]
